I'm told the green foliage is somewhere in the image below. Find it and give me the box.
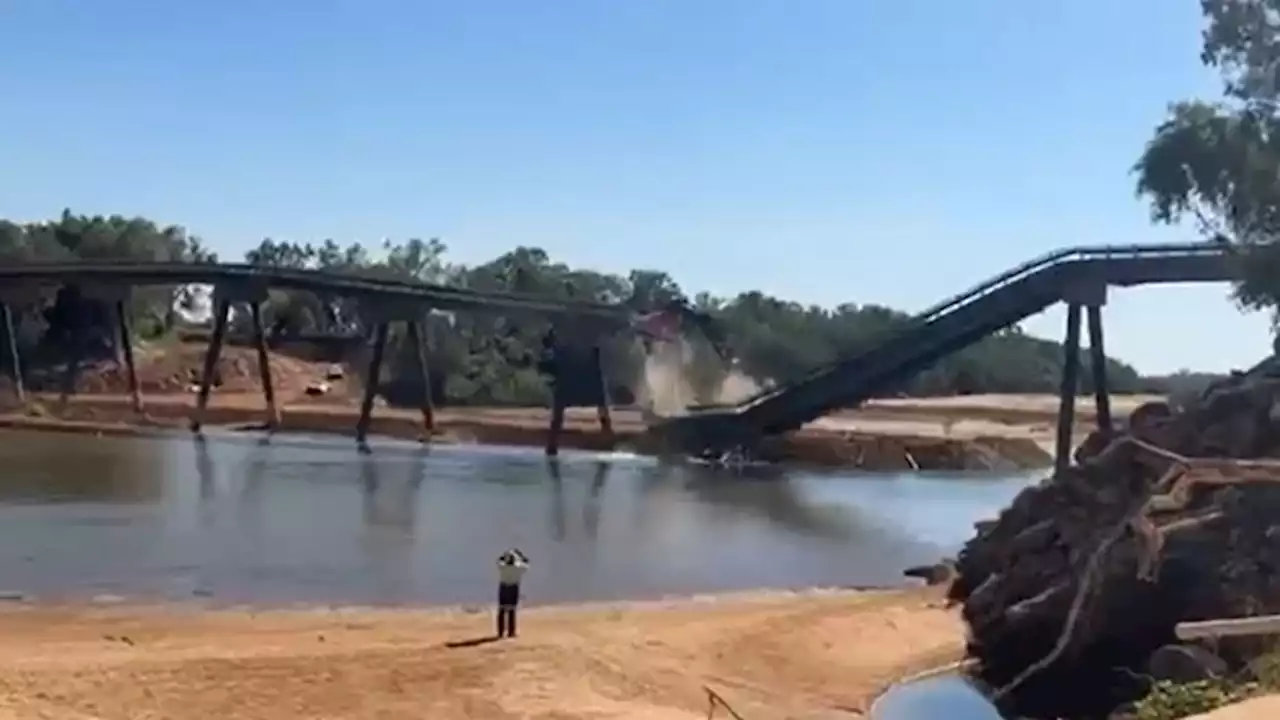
[1131,678,1258,720]
[0,210,1152,405]
[1133,0,1280,321]
[1130,644,1280,720]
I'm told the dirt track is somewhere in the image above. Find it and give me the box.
[0,589,961,720]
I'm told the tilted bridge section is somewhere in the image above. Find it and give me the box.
[652,243,1238,467]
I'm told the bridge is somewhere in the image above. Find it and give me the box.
[0,244,1243,468]
[0,261,638,449]
[651,242,1238,472]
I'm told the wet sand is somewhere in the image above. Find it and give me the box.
[0,587,961,720]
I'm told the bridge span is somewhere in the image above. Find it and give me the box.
[0,260,637,448]
[652,242,1238,472]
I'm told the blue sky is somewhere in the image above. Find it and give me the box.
[0,1,1270,373]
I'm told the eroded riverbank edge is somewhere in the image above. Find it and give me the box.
[0,586,963,719]
[0,392,1120,470]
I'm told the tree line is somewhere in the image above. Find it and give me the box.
[0,210,1171,408]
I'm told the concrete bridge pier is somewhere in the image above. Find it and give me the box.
[356,300,438,448]
[1054,280,1111,477]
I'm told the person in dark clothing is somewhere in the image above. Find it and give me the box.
[495,548,529,638]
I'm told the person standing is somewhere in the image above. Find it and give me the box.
[495,548,529,638]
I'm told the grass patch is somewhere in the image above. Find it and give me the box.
[1129,646,1280,720]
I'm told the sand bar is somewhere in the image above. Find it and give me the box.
[0,588,961,719]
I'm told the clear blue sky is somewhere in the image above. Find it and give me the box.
[0,1,1270,373]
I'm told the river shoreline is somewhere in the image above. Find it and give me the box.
[0,586,963,719]
[0,391,1148,470]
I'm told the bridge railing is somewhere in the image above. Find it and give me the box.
[0,260,633,319]
[716,242,1231,413]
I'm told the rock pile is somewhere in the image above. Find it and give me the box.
[949,358,1280,718]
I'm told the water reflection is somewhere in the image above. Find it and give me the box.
[546,458,612,543]
[0,431,1037,606]
[684,469,860,541]
[195,434,215,501]
[360,449,424,532]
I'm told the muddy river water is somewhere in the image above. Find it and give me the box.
[0,429,1039,606]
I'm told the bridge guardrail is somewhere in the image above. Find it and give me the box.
[0,261,633,319]
[721,243,1232,413]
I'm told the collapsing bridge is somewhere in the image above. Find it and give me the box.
[650,243,1237,471]
[0,244,1241,468]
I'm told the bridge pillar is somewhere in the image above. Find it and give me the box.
[1054,303,1083,477]
[248,301,279,430]
[356,299,438,444]
[191,281,271,434]
[544,328,565,457]
[1086,305,1113,438]
[0,303,24,406]
[356,322,391,448]
[77,285,145,416]
[592,345,614,445]
[190,296,231,434]
[114,299,144,416]
[406,320,436,438]
[545,379,567,456]
[542,326,616,456]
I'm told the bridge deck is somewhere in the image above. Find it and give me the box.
[0,261,630,319]
[654,242,1237,453]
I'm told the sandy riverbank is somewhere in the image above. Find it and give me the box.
[0,391,1160,470]
[0,587,961,720]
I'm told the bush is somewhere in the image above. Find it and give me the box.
[1131,678,1258,720]
[1130,644,1280,720]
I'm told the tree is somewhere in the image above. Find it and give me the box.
[1133,0,1280,320]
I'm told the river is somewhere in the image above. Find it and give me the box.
[0,429,1040,606]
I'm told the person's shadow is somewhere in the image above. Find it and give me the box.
[444,635,502,649]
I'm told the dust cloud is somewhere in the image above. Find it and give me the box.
[635,339,763,419]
